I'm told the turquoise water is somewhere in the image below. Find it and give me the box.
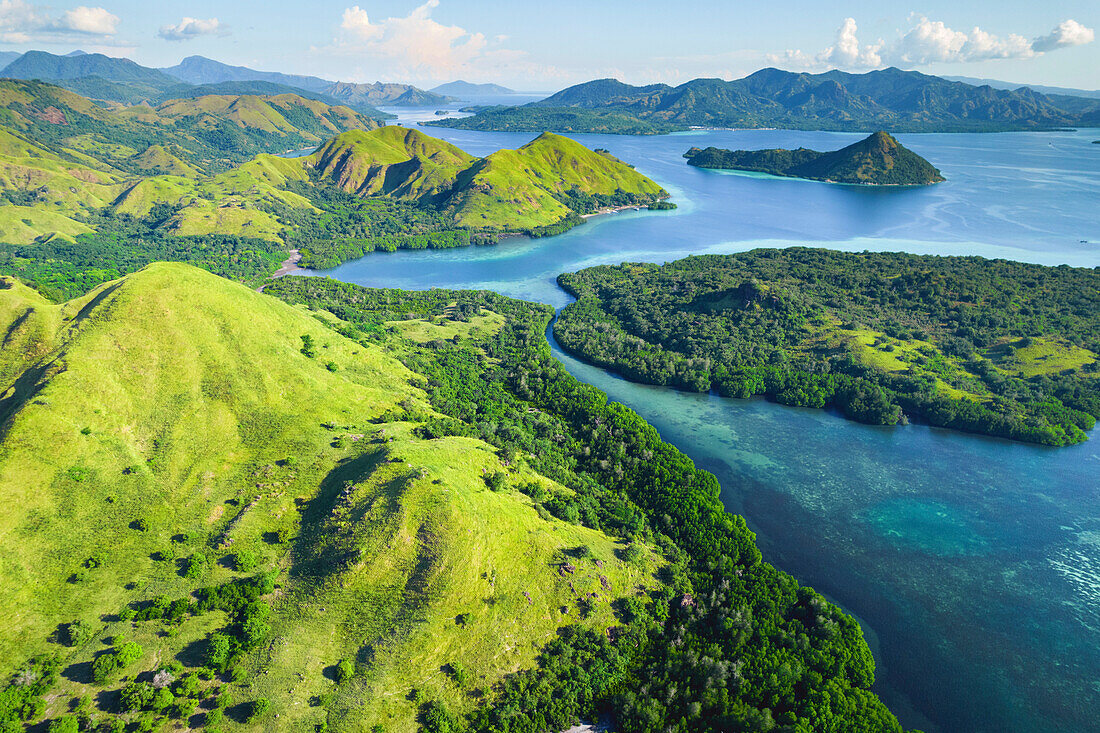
[298,122,1100,732]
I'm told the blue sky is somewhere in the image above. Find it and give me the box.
[1,1,1097,90]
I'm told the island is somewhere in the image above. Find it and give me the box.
[555,249,1099,446]
[683,131,945,185]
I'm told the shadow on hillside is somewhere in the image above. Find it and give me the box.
[289,449,383,578]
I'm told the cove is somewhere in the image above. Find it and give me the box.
[295,121,1100,733]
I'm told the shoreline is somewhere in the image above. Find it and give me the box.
[257,250,301,292]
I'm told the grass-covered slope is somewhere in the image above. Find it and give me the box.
[555,248,1099,445]
[0,263,662,731]
[685,131,945,185]
[305,127,669,231]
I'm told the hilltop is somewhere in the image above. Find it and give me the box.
[303,127,668,230]
[431,80,515,97]
[684,131,946,185]
[427,66,1100,134]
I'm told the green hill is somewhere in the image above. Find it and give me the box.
[305,127,669,230]
[684,131,945,185]
[0,263,664,731]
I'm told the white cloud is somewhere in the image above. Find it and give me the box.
[56,5,118,34]
[319,0,564,84]
[158,16,226,41]
[337,0,487,75]
[768,15,1094,71]
[0,0,120,42]
[1032,19,1095,53]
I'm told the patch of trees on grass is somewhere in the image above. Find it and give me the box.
[0,211,286,301]
[555,248,1099,445]
[265,276,913,732]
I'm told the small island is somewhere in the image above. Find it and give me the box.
[684,131,945,185]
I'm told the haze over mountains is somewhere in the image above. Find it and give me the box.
[0,51,456,112]
[428,66,1100,134]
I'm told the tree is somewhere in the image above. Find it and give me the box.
[334,659,355,684]
[246,698,270,722]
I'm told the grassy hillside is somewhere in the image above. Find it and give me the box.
[0,263,663,731]
[305,127,669,231]
[685,131,945,185]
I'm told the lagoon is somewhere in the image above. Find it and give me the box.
[299,121,1100,732]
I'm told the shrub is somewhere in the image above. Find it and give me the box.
[119,682,154,713]
[183,553,208,580]
[47,716,79,733]
[62,620,93,647]
[446,662,469,688]
[233,549,257,572]
[90,654,118,684]
[114,642,142,668]
[150,687,175,713]
[484,471,507,492]
[131,518,149,532]
[334,659,355,684]
[246,698,270,722]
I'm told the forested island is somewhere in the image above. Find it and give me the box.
[556,249,1099,446]
[684,132,945,185]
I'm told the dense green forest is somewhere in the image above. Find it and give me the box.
[264,276,912,733]
[555,248,1099,446]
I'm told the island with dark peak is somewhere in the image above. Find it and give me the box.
[684,131,945,185]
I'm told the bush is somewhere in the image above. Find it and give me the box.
[246,698,270,722]
[62,620,93,647]
[446,662,469,688]
[114,642,142,668]
[483,471,507,492]
[119,682,154,713]
[183,553,208,580]
[233,550,257,573]
[90,654,118,684]
[334,659,355,684]
[47,716,78,733]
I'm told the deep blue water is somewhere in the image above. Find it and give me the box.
[296,119,1100,733]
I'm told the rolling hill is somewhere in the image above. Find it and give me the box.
[431,80,516,97]
[427,66,1100,134]
[322,81,453,108]
[684,131,945,185]
[302,127,669,230]
[0,262,668,731]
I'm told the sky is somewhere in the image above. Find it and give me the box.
[0,0,1097,91]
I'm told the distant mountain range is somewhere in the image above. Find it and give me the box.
[430,80,515,97]
[427,67,1100,134]
[684,131,945,185]
[943,75,1100,100]
[0,51,448,112]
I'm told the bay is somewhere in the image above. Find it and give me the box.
[297,118,1100,732]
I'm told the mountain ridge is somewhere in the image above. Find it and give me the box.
[427,66,1100,134]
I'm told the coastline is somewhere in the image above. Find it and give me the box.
[257,249,301,292]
